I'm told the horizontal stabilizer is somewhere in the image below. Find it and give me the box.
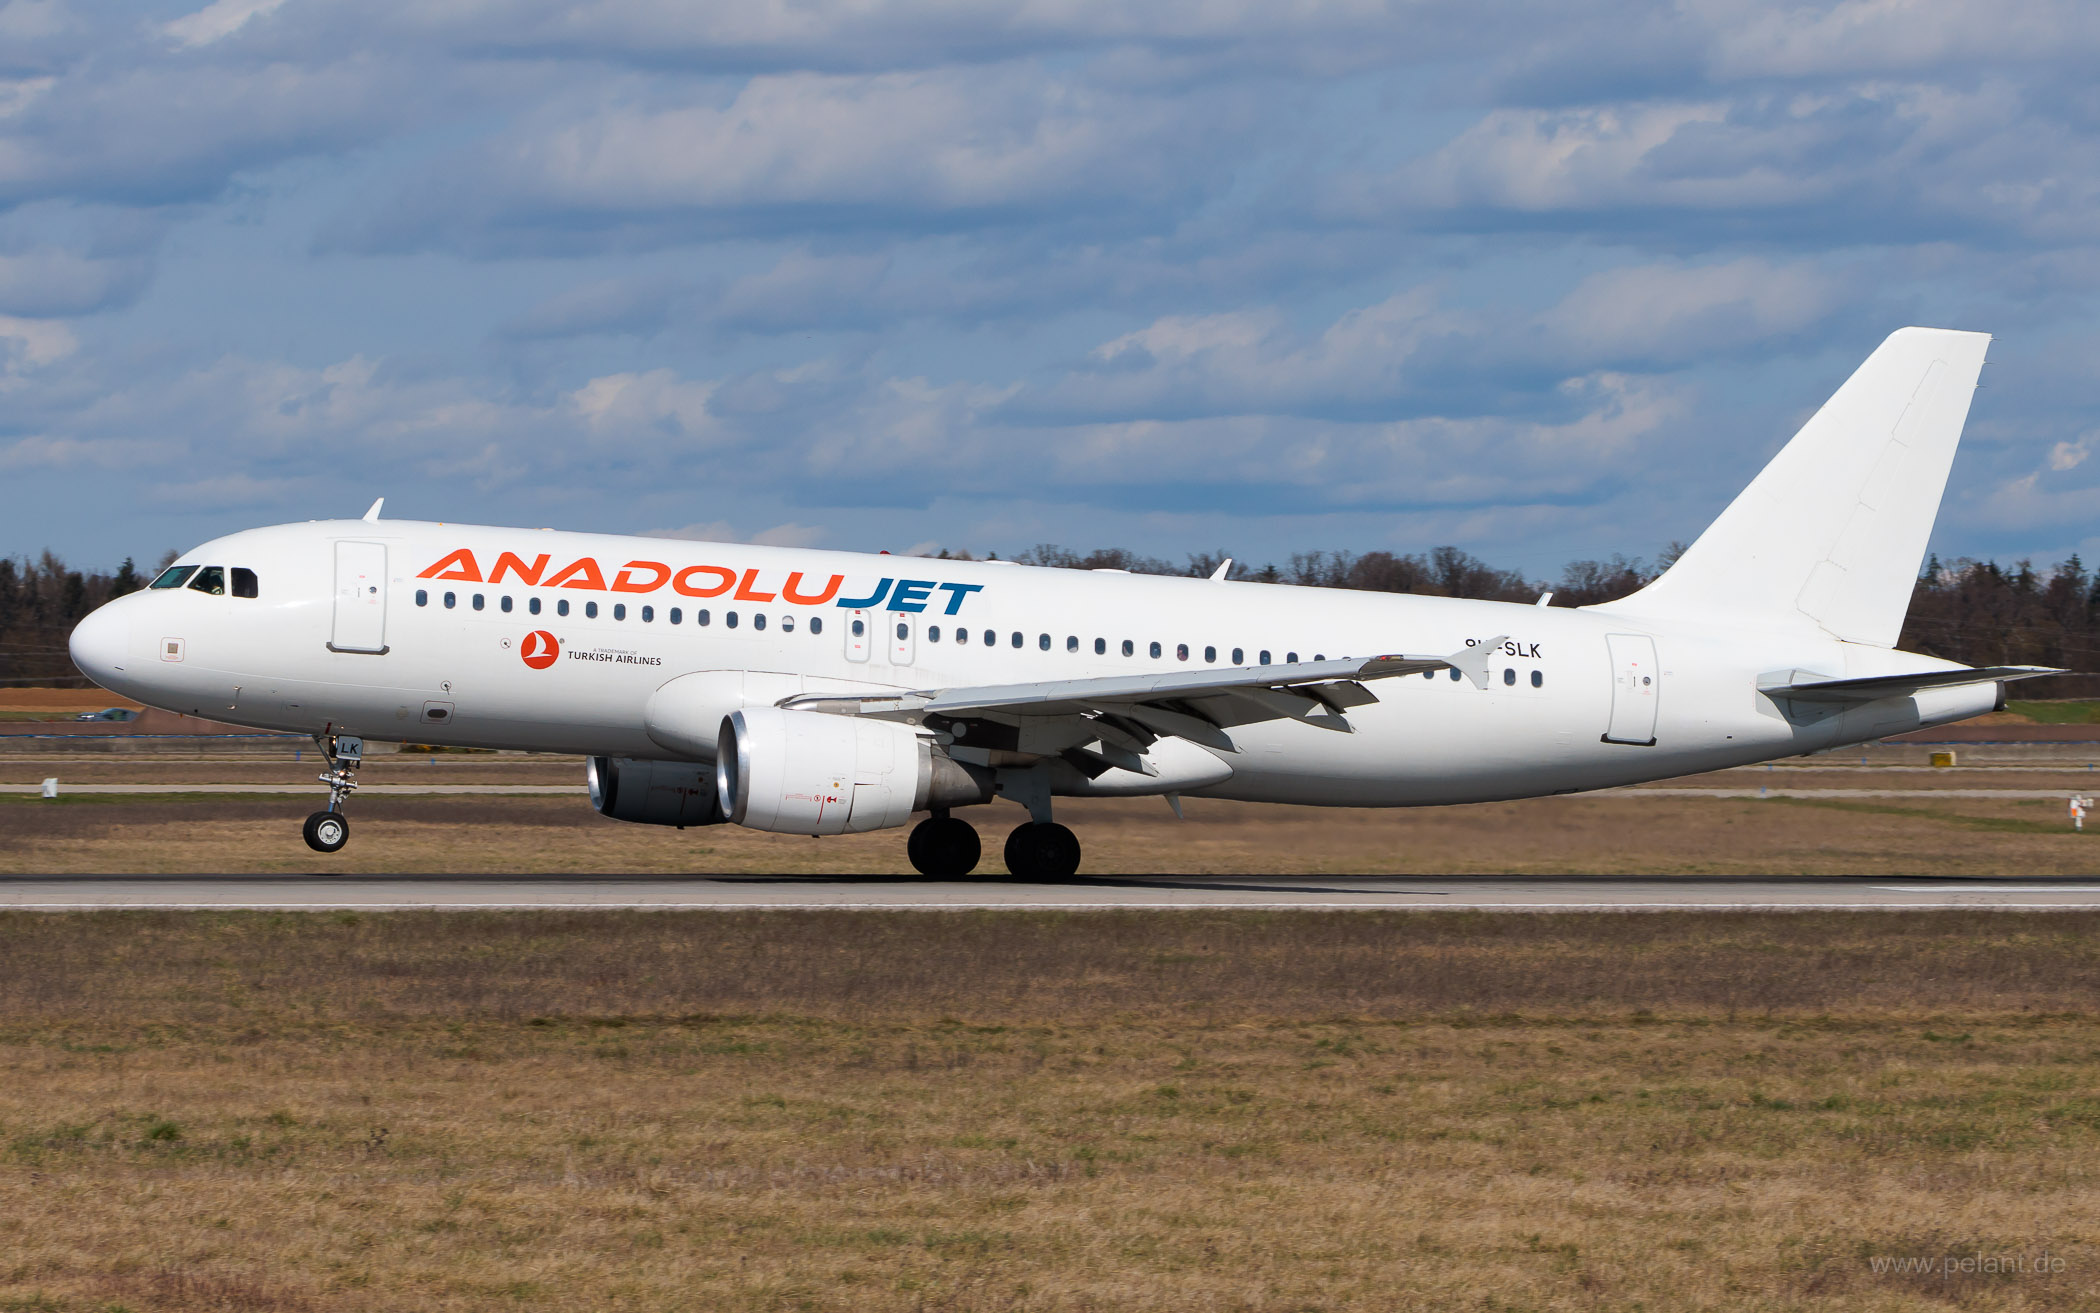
[1759,665,2060,703]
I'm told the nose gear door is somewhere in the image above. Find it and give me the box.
[329,541,389,654]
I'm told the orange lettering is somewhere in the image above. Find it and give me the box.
[489,552,550,585]
[611,560,671,593]
[782,571,843,605]
[734,567,777,602]
[545,557,608,590]
[672,564,735,598]
[417,548,482,582]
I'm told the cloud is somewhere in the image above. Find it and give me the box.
[162,0,287,50]
[345,66,1245,252]
[1535,257,1845,365]
[0,247,148,316]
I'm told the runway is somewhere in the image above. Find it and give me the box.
[7,875,2100,910]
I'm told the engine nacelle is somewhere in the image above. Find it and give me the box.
[715,707,990,835]
[586,756,725,828]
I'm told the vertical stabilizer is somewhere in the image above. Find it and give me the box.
[1601,327,1990,647]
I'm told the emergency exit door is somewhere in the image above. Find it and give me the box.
[329,541,389,654]
[1603,633,1658,745]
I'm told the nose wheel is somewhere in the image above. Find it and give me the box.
[302,810,349,853]
[303,732,364,854]
[906,813,981,877]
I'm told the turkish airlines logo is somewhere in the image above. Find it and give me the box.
[520,630,560,670]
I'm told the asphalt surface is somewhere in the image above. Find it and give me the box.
[6,876,2100,910]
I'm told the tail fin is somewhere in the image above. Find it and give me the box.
[1602,326,1990,647]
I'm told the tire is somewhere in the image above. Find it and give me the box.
[1002,821,1081,879]
[907,816,981,877]
[302,810,349,854]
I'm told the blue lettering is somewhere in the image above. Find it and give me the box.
[937,582,985,615]
[891,579,935,612]
[836,578,892,609]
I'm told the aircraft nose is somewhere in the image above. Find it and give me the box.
[69,602,133,687]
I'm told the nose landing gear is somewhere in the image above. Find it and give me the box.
[303,732,363,854]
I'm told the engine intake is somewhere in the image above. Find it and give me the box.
[587,757,725,828]
[716,707,991,835]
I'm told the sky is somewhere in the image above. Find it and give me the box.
[5,0,2100,579]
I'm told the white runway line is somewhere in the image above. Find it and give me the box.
[4,784,2090,799]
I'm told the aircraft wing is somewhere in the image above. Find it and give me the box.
[778,639,1507,766]
[1759,665,2061,703]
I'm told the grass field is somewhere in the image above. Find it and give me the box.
[9,785,2100,875]
[2,910,2097,1311]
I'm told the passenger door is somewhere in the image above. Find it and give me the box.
[1603,633,1658,745]
[329,541,389,654]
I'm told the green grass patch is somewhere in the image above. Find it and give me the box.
[2008,699,2100,724]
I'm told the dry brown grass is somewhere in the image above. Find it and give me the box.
[2,911,2099,1311]
[8,788,2100,875]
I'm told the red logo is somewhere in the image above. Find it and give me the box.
[520,630,560,670]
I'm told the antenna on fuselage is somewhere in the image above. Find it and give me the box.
[362,498,384,522]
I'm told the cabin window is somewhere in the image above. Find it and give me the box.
[473,593,485,611]
[1259,650,1271,664]
[670,607,681,624]
[529,597,542,616]
[151,565,198,589]
[415,589,428,607]
[188,566,226,596]
[1232,647,1243,664]
[929,625,942,642]
[956,627,968,644]
[780,614,794,632]
[1449,668,1461,681]
[1531,669,1543,688]
[851,619,864,636]
[1067,636,1079,652]
[1203,645,1215,663]
[809,617,823,635]
[641,605,654,622]
[1149,641,1163,659]
[1010,631,1023,649]
[1503,667,1516,686]
[557,599,569,617]
[231,568,258,599]
[727,611,739,629]
[698,609,711,626]
[500,595,513,613]
[1121,640,1134,657]
[585,601,599,619]
[443,591,456,609]
[1095,638,1106,655]
[1039,633,1050,651]
[897,622,908,640]
[1176,643,1189,661]
[755,613,767,631]
[1286,651,1298,663]
[612,603,626,621]
[1422,669,1434,680]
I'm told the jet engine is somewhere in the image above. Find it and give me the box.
[586,756,725,828]
[715,707,991,835]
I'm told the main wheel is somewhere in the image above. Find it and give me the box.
[302,810,349,853]
[1002,821,1081,879]
[907,816,981,877]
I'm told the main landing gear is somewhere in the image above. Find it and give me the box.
[904,811,1084,879]
[302,732,363,854]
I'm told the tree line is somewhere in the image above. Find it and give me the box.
[6,546,2096,696]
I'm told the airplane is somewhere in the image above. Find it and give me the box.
[67,327,2055,877]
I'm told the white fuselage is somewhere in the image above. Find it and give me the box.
[68,518,1989,807]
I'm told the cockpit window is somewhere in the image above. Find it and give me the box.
[231,567,258,599]
[187,566,225,595]
[151,565,197,589]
